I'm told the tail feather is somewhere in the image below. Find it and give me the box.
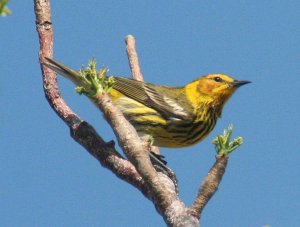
[43,57,83,87]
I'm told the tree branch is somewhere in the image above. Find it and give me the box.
[191,155,228,219]
[34,1,193,225]
[125,35,144,81]
[34,0,146,197]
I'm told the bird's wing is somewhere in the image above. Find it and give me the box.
[113,77,192,120]
[43,58,193,120]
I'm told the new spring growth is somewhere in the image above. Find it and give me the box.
[76,59,115,98]
[212,124,243,156]
[0,0,11,16]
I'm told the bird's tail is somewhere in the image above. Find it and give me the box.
[43,57,86,88]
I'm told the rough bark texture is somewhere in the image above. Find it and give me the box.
[191,155,228,219]
[34,1,230,226]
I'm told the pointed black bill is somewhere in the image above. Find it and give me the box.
[233,80,251,87]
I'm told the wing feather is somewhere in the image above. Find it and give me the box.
[113,77,192,120]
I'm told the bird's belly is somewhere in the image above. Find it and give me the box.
[134,118,217,148]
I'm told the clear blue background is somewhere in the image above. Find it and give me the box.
[1,1,299,226]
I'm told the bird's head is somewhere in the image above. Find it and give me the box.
[184,74,250,116]
[196,74,250,101]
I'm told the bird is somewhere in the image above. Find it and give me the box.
[43,58,250,148]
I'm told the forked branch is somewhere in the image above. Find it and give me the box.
[34,1,243,226]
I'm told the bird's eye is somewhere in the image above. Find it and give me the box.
[213,77,222,82]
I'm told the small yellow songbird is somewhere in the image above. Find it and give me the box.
[44,58,250,148]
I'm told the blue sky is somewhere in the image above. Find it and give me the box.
[1,1,299,226]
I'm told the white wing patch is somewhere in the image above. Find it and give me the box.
[144,86,157,100]
[163,96,188,117]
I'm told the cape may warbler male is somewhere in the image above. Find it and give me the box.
[44,58,250,148]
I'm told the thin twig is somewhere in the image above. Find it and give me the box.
[191,155,228,219]
[125,35,144,81]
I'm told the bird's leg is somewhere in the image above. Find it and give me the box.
[141,136,178,191]
[141,135,167,165]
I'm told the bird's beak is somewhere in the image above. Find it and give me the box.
[232,80,251,88]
